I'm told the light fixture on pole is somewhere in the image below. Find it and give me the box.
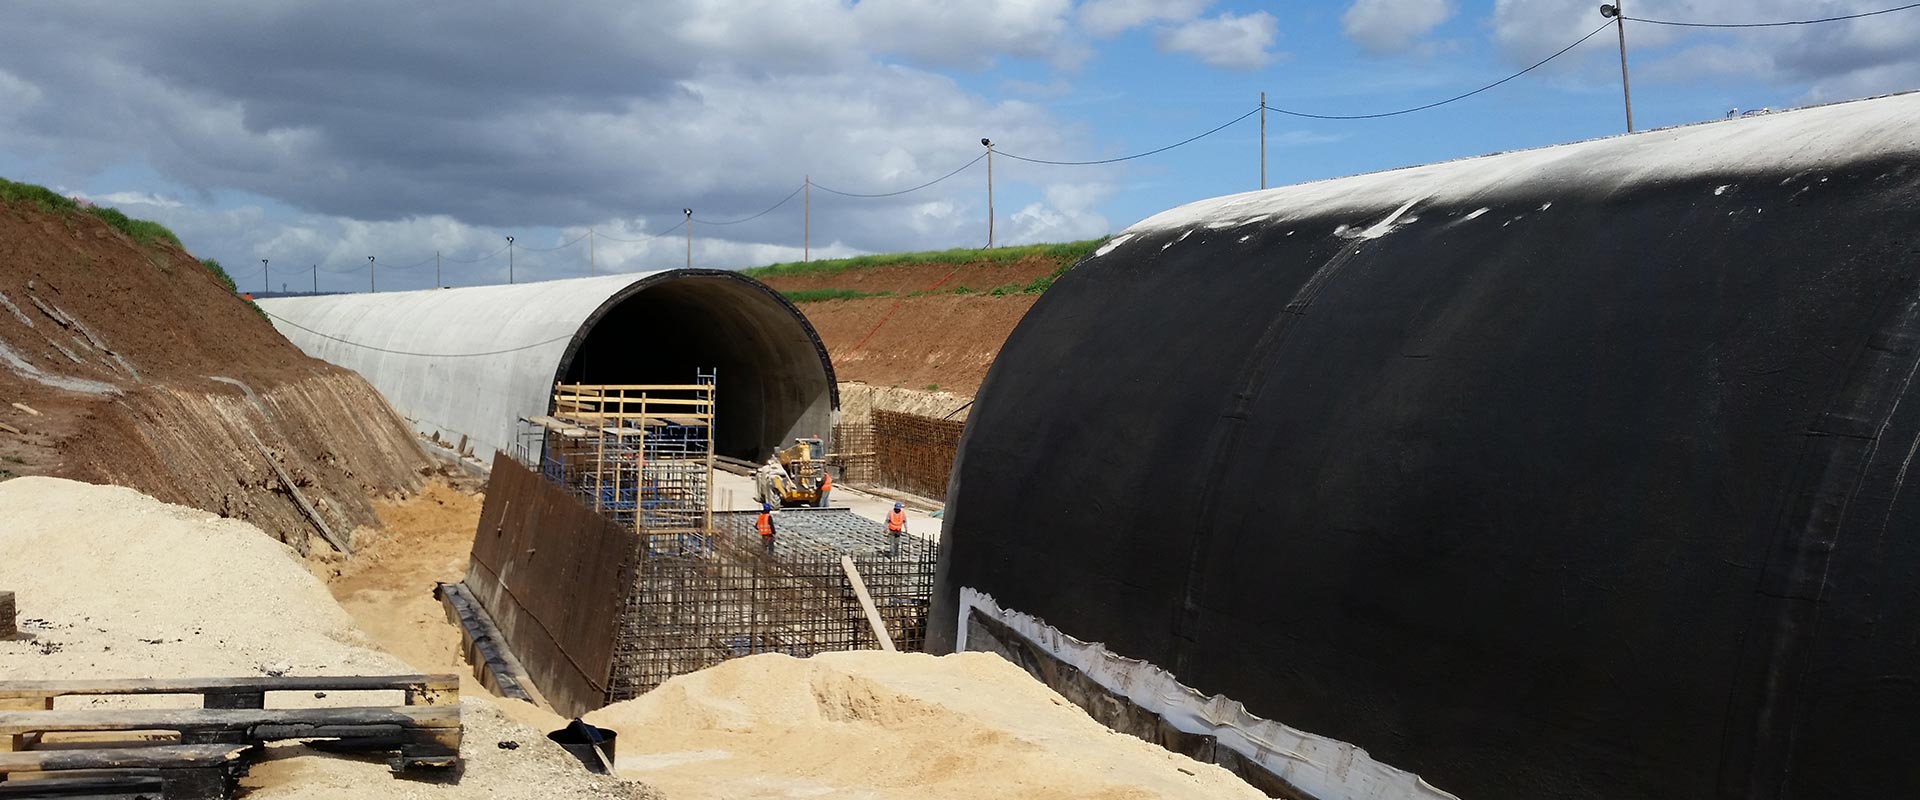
[260,259,269,295]
[981,138,994,249]
[506,236,516,284]
[1601,3,1633,133]
[683,209,693,269]
[367,256,376,293]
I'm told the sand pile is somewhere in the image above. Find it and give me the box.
[586,650,1267,800]
[0,476,646,799]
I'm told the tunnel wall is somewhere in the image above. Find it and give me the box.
[260,270,836,464]
[934,93,1920,800]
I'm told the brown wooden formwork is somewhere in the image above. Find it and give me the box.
[465,453,639,719]
[872,410,964,501]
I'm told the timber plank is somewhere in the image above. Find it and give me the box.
[0,675,458,703]
[0,743,251,773]
[0,705,460,737]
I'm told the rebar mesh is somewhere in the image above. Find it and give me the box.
[873,409,964,500]
[608,508,936,701]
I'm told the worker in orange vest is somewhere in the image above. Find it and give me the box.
[886,502,907,557]
[756,502,777,554]
[816,470,833,508]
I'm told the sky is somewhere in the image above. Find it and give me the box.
[0,0,1915,293]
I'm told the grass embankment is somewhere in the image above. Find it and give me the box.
[749,238,1107,303]
[1,177,254,313]
[0,177,182,247]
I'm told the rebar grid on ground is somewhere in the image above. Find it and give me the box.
[608,509,935,701]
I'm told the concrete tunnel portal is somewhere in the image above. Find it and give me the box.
[260,269,837,465]
[558,272,838,460]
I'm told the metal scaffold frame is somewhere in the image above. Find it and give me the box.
[517,372,718,554]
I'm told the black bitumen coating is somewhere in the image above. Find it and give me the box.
[935,154,1920,799]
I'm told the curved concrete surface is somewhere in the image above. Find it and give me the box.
[936,93,1920,799]
[260,270,837,463]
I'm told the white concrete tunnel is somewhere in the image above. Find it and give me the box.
[259,270,839,463]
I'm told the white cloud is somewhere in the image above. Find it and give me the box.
[1343,0,1457,55]
[1155,11,1280,70]
[1078,0,1213,37]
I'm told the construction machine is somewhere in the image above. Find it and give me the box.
[754,436,829,507]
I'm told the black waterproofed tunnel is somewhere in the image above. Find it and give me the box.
[934,94,1920,800]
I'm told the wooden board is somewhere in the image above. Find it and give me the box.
[0,675,457,707]
[0,743,252,773]
[0,705,460,736]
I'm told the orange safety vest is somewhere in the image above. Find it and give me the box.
[756,512,774,537]
[821,473,832,492]
[886,509,906,533]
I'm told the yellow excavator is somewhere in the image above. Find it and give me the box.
[754,436,828,507]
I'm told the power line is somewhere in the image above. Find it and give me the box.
[814,151,988,198]
[1264,21,1614,121]
[443,242,511,263]
[597,217,688,243]
[1626,3,1920,28]
[516,231,589,252]
[694,184,805,225]
[997,106,1261,166]
[260,309,577,357]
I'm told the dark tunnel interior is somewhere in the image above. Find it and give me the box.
[555,273,835,461]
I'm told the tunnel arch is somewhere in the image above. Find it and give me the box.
[554,269,839,460]
[935,93,1920,800]
[260,269,836,464]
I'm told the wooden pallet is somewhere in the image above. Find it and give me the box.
[0,675,462,799]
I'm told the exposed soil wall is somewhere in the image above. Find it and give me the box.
[793,294,1038,396]
[0,190,432,550]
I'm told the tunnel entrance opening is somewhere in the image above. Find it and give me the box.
[556,273,835,463]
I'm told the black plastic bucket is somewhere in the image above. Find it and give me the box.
[547,719,617,774]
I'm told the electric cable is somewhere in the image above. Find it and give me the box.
[596,217,688,243]
[1263,21,1614,120]
[997,107,1261,165]
[515,231,589,252]
[260,309,577,357]
[1625,3,1920,28]
[444,242,512,263]
[693,183,805,225]
[813,151,988,198]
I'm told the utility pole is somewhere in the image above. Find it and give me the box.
[589,227,596,275]
[311,265,317,295]
[506,236,515,284]
[981,138,994,249]
[804,176,810,263]
[683,208,693,269]
[1602,3,1633,133]
[260,259,269,294]
[1260,91,1267,189]
[367,256,375,293]
[435,250,441,288]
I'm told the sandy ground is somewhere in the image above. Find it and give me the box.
[0,476,643,799]
[586,651,1268,800]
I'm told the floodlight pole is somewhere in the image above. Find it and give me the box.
[684,209,693,268]
[367,256,375,293]
[260,259,269,294]
[506,236,515,284]
[1260,91,1267,189]
[1602,3,1634,133]
[981,138,994,249]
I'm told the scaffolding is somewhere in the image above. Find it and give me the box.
[518,373,717,554]
[502,371,935,705]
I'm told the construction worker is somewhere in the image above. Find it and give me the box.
[816,470,832,508]
[757,502,776,554]
[886,502,906,557]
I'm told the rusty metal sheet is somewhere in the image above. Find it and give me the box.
[464,454,637,717]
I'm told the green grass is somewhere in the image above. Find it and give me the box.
[742,237,1107,280]
[0,176,182,248]
[201,258,238,293]
[86,206,182,247]
[0,177,80,214]
[779,288,896,303]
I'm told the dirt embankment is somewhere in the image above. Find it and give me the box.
[0,193,433,552]
[756,255,1070,397]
